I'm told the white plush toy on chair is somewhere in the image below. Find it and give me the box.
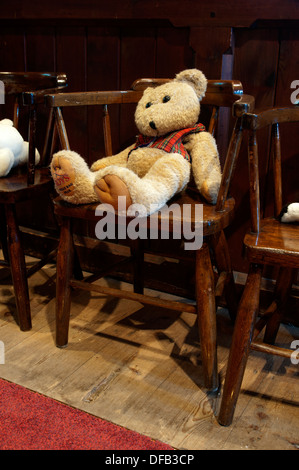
[0,119,40,177]
[278,203,299,223]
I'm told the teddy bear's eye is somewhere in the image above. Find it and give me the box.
[145,102,152,108]
[163,95,171,103]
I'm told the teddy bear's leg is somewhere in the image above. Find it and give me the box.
[94,154,190,215]
[94,174,132,210]
[51,150,99,204]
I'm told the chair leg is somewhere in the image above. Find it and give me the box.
[218,263,263,426]
[5,204,31,331]
[0,205,9,262]
[131,239,144,294]
[263,267,297,344]
[195,243,218,391]
[55,217,74,348]
[211,230,238,322]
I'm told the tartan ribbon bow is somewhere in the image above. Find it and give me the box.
[129,123,206,162]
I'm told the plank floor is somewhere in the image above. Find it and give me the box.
[0,257,298,450]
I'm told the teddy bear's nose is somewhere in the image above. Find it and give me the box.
[149,121,157,130]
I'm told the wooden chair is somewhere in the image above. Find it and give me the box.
[46,78,254,392]
[218,106,299,426]
[0,71,67,331]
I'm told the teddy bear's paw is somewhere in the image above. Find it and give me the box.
[200,181,219,205]
[94,174,132,212]
[51,153,76,198]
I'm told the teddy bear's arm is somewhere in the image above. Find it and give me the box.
[185,131,222,204]
[90,144,135,172]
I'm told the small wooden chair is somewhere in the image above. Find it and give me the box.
[47,78,254,391]
[0,72,67,331]
[218,106,299,426]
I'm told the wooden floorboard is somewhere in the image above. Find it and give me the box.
[0,258,298,450]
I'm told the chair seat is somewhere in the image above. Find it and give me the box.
[53,190,235,237]
[244,217,299,268]
[0,167,53,204]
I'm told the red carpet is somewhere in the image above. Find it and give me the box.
[0,378,173,450]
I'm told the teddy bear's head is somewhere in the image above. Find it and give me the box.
[135,69,207,137]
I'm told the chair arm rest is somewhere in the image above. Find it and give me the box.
[22,86,68,105]
[44,89,143,108]
[233,94,255,117]
[243,106,299,130]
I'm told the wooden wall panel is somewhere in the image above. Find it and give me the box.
[189,27,231,79]
[0,27,26,124]
[25,26,57,152]
[55,26,88,159]
[156,26,194,77]
[86,26,120,163]
[25,26,55,71]
[2,0,298,25]
[119,25,157,151]
[0,27,25,71]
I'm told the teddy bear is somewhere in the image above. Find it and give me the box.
[50,69,221,216]
[0,118,40,177]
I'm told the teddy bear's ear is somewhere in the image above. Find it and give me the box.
[174,69,207,101]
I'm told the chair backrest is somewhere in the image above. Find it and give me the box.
[0,72,68,184]
[46,78,254,210]
[0,72,67,126]
[242,106,299,233]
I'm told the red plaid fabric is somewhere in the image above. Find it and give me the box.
[129,123,206,162]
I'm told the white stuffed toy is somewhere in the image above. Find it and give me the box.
[0,119,40,177]
[50,69,221,215]
[278,203,299,223]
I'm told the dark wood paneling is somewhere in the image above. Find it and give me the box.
[0,27,26,124]
[1,0,298,26]
[86,26,120,162]
[119,25,157,150]
[190,27,232,79]
[55,26,88,158]
[156,26,194,77]
[25,26,55,71]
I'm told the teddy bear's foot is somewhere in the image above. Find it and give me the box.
[51,154,76,198]
[94,174,132,211]
[51,150,99,204]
